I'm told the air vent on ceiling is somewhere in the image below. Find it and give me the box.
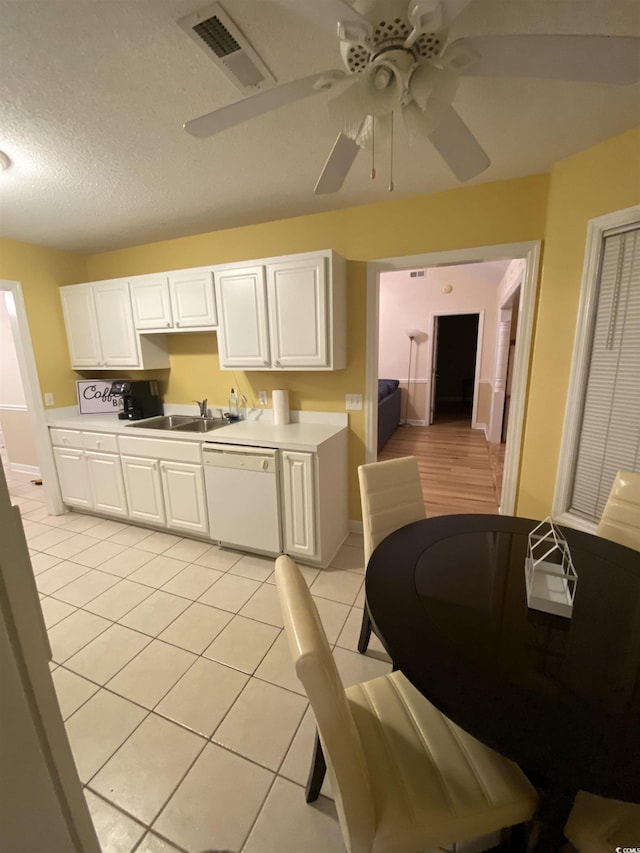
[410,270,425,278]
[178,2,275,93]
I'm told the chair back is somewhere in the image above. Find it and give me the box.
[274,556,375,853]
[596,470,640,552]
[358,456,426,563]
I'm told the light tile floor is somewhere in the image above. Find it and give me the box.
[4,457,391,853]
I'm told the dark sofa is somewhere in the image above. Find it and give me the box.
[378,378,401,453]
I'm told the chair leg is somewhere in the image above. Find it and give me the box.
[305,731,326,803]
[357,607,372,654]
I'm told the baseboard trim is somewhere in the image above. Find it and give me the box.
[9,463,41,476]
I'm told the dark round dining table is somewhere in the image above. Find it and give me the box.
[365,513,640,853]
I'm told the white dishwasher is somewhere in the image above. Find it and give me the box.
[203,442,282,555]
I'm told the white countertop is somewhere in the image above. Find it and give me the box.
[48,413,347,453]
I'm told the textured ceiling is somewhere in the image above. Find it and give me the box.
[0,0,638,254]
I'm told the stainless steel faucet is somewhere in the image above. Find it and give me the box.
[193,399,207,418]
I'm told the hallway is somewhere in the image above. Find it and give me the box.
[378,419,505,517]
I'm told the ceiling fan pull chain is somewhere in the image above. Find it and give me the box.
[371,117,376,180]
[389,111,395,192]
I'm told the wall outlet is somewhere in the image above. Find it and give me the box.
[346,393,363,411]
[44,393,55,407]
[258,391,267,406]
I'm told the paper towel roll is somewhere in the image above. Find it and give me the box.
[273,389,290,425]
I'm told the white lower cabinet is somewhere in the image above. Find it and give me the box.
[86,452,128,518]
[52,436,127,517]
[53,447,93,509]
[118,435,208,535]
[160,461,208,535]
[120,456,166,526]
[281,450,317,560]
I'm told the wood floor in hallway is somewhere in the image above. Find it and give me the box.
[378,418,505,517]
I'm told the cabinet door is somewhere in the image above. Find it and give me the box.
[86,452,128,517]
[130,276,173,330]
[93,280,140,367]
[121,455,165,525]
[215,266,270,368]
[60,285,102,368]
[160,461,208,535]
[53,447,92,509]
[267,256,328,368]
[281,451,317,559]
[169,269,217,328]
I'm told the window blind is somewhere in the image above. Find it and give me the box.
[569,226,640,522]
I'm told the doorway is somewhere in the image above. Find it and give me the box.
[430,313,480,425]
[366,241,541,516]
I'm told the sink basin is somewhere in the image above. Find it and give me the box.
[128,415,228,433]
[129,415,195,430]
[173,418,227,433]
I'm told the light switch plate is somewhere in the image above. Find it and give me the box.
[346,393,363,411]
[44,393,55,407]
[258,391,267,406]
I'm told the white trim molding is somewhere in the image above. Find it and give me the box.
[366,240,541,516]
[0,403,29,412]
[552,204,640,529]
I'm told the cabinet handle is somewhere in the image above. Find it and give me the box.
[96,441,102,449]
[176,321,180,327]
[166,322,171,327]
[275,360,281,366]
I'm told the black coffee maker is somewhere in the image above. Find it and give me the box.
[111,380,163,421]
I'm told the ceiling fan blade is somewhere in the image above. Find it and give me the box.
[428,106,490,181]
[314,133,360,194]
[184,72,339,138]
[451,35,640,84]
[438,0,474,27]
[273,0,370,32]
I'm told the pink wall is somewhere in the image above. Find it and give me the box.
[378,263,504,422]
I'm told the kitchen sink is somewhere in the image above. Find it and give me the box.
[129,415,195,430]
[128,415,227,433]
[173,418,227,433]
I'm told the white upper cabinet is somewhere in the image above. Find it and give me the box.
[59,285,102,368]
[215,265,270,368]
[169,269,217,328]
[130,269,217,331]
[268,255,328,369]
[215,250,346,371]
[130,275,174,330]
[61,280,169,370]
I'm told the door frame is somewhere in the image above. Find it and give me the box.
[428,309,483,428]
[1,280,63,514]
[365,241,541,515]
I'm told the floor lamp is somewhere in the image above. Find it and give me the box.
[403,329,420,426]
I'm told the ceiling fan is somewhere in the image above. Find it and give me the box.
[183,0,640,194]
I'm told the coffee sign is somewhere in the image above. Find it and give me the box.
[76,380,123,414]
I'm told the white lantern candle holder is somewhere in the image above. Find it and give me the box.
[525,517,577,618]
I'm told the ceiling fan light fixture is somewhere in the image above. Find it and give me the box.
[358,60,403,115]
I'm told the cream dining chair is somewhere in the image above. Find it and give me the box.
[596,470,640,551]
[565,791,640,852]
[357,456,426,653]
[274,554,538,853]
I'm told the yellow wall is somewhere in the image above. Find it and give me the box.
[517,128,640,518]
[0,238,87,407]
